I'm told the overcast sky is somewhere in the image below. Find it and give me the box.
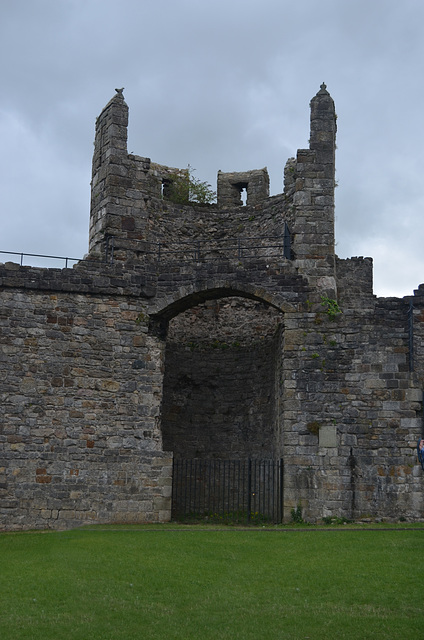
[1,0,424,297]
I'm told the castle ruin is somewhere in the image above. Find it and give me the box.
[1,84,423,530]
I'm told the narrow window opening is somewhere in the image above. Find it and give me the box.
[241,187,247,206]
[162,178,172,199]
[233,181,249,206]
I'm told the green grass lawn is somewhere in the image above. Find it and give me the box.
[1,525,423,639]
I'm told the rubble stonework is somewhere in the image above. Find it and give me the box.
[1,85,424,530]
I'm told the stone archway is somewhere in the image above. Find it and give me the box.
[158,293,284,460]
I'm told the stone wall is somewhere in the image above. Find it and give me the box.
[1,84,424,530]
[0,265,172,530]
[281,297,423,521]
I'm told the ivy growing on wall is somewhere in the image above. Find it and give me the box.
[321,296,342,320]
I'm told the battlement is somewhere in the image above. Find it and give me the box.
[217,168,270,207]
[89,85,338,297]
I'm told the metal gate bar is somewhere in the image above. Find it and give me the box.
[172,458,284,524]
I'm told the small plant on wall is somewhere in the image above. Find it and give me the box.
[321,296,342,320]
[166,165,216,205]
[307,421,321,436]
[290,503,304,524]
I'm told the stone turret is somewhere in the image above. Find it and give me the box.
[88,85,338,283]
[92,88,128,173]
[89,89,130,257]
[289,82,338,298]
[309,82,337,166]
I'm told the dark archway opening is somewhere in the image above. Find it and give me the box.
[160,296,283,460]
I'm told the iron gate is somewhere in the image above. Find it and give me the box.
[172,458,284,524]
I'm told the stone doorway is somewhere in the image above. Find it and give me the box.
[160,296,283,460]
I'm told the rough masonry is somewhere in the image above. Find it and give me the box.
[1,84,423,530]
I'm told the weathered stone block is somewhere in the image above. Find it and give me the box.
[319,426,338,448]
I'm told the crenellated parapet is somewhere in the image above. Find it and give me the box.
[88,85,339,301]
[217,168,270,207]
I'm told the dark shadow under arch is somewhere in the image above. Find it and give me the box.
[158,291,285,460]
[149,284,295,338]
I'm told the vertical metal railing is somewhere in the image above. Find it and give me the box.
[247,459,252,523]
[408,300,414,372]
[172,458,284,524]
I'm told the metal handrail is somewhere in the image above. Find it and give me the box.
[0,250,80,269]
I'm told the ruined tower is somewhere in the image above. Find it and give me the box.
[1,85,423,531]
